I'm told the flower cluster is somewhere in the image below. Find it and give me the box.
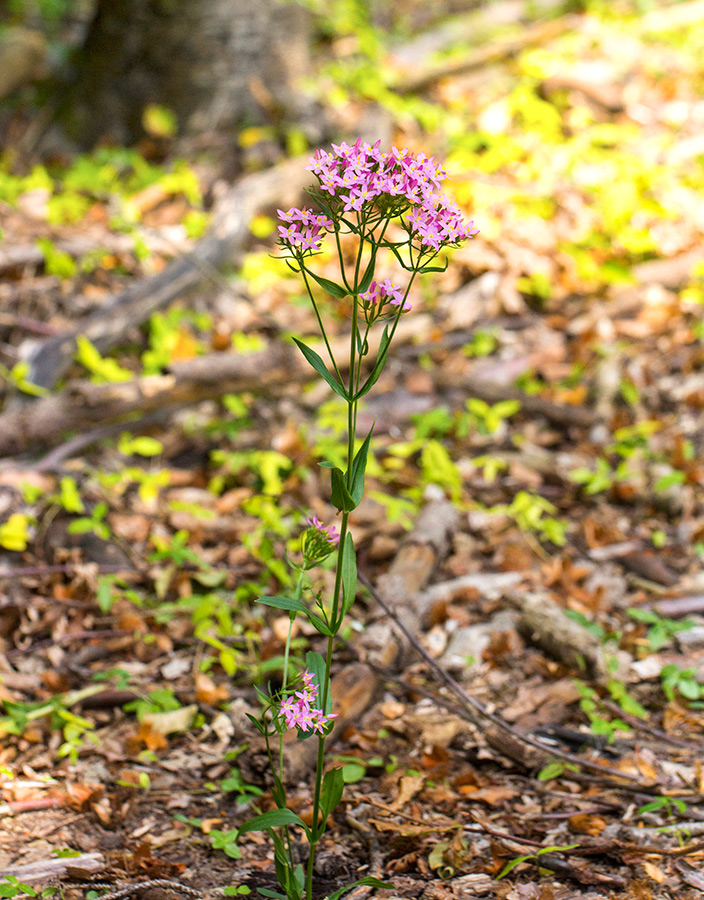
[302,515,340,567]
[277,207,333,255]
[280,670,338,734]
[307,515,340,545]
[276,139,478,261]
[405,195,479,251]
[306,139,447,209]
[359,278,411,321]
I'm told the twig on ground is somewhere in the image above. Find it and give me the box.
[357,569,661,788]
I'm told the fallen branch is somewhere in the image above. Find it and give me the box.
[392,15,581,96]
[15,156,314,391]
[434,370,597,429]
[0,853,104,883]
[0,343,297,457]
[356,569,663,789]
[0,316,431,459]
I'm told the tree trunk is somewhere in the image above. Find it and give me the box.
[63,0,310,147]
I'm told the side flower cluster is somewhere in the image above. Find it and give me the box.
[277,207,333,255]
[280,670,338,734]
[405,194,478,250]
[359,278,410,321]
[276,138,478,262]
[302,515,340,567]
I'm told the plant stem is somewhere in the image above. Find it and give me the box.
[306,369,359,898]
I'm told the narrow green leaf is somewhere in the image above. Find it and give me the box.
[292,338,348,400]
[293,864,305,895]
[386,242,412,271]
[256,890,287,899]
[354,327,392,400]
[330,466,355,513]
[245,713,265,735]
[307,270,348,299]
[238,809,305,835]
[341,532,357,619]
[496,856,531,879]
[306,610,333,636]
[321,767,345,820]
[350,424,374,506]
[418,260,449,274]
[257,596,309,614]
[357,254,376,294]
[305,651,331,714]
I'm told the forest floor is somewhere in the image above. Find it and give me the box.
[2,2,704,899]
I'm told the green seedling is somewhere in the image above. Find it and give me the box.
[206,766,264,804]
[0,876,57,899]
[0,361,49,398]
[537,760,580,781]
[627,608,696,652]
[492,491,568,546]
[463,330,499,358]
[67,501,111,541]
[497,843,580,879]
[0,687,103,762]
[123,688,181,721]
[575,681,631,742]
[174,815,242,860]
[660,665,704,706]
[460,398,521,436]
[0,514,32,552]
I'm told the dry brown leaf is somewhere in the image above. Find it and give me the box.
[195,673,229,705]
[368,818,429,837]
[142,703,197,736]
[133,721,168,751]
[457,785,517,806]
[65,782,104,809]
[642,861,666,883]
[568,813,608,836]
[390,774,426,811]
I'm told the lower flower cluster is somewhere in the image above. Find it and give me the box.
[280,670,338,734]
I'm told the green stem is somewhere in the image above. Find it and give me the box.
[277,568,305,880]
[305,508,350,900]
[306,393,358,900]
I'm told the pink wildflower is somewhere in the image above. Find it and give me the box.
[306,515,340,546]
[360,278,411,316]
[279,670,338,734]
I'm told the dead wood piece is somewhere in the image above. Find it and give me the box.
[619,550,679,587]
[0,344,295,458]
[16,156,314,392]
[0,313,58,336]
[631,247,704,289]
[514,591,622,682]
[1,312,432,460]
[540,75,625,114]
[650,594,704,619]
[434,370,597,429]
[357,499,458,670]
[393,15,582,95]
[416,571,523,626]
[0,234,134,275]
[360,571,657,787]
[0,853,104,883]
